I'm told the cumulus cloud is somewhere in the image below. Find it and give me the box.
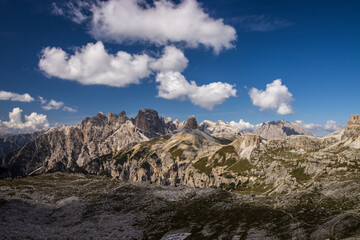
[39,41,153,87]
[55,0,236,53]
[39,42,236,109]
[229,119,260,131]
[249,79,294,115]
[295,120,345,136]
[39,96,77,112]
[0,108,49,133]
[0,90,34,102]
[155,71,237,110]
[150,46,188,73]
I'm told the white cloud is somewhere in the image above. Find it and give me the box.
[155,71,237,110]
[0,107,49,133]
[39,41,153,87]
[150,46,188,73]
[229,119,260,131]
[58,0,236,53]
[62,106,77,113]
[294,120,345,136]
[51,2,64,16]
[249,79,294,115]
[42,99,64,110]
[39,42,235,109]
[38,96,77,112]
[38,96,47,105]
[0,90,34,102]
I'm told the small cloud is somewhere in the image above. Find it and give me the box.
[63,106,77,113]
[249,79,294,115]
[229,119,260,131]
[42,99,64,110]
[39,96,76,112]
[0,90,34,102]
[0,107,49,133]
[51,1,90,24]
[51,2,64,16]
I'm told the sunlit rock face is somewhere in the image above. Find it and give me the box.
[254,120,311,140]
[1,109,177,178]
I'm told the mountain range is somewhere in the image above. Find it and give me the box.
[1,109,359,195]
[1,109,360,239]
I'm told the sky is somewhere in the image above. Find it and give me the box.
[0,0,359,136]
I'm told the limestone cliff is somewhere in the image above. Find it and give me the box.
[1,109,176,178]
[254,120,312,140]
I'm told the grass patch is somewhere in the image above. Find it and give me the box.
[291,167,311,182]
[169,146,183,160]
[228,159,252,173]
[193,157,212,175]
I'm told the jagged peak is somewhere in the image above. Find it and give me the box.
[185,116,198,129]
[347,114,360,126]
[165,117,172,123]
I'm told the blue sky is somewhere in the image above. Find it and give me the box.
[0,0,359,135]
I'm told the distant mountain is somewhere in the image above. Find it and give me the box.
[1,109,176,178]
[199,120,241,140]
[81,114,360,195]
[0,132,42,158]
[254,120,312,140]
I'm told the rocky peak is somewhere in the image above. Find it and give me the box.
[255,120,310,140]
[186,116,198,129]
[135,109,167,138]
[348,115,360,125]
[106,111,128,125]
[342,114,360,140]
[199,120,241,139]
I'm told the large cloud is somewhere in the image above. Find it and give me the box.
[55,0,236,53]
[249,79,294,115]
[229,119,260,131]
[0,108,49,133]
[0,90,34,102]
[155,71,237,110]
[39,42,237,109]
[39,41,153,87]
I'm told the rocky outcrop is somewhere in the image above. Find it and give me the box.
[134,109,176,138]
[185,116,198,129]
[254,120,311,140]
[199,120,241,139]
[1,109,177,178]
[0,132,41,158]
[342,114,360,140]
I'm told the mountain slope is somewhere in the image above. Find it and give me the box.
[0,132,42,158]
[83,115,360,195]
[0,109,176,178]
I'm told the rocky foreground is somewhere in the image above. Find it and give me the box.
[1,173,360,240]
